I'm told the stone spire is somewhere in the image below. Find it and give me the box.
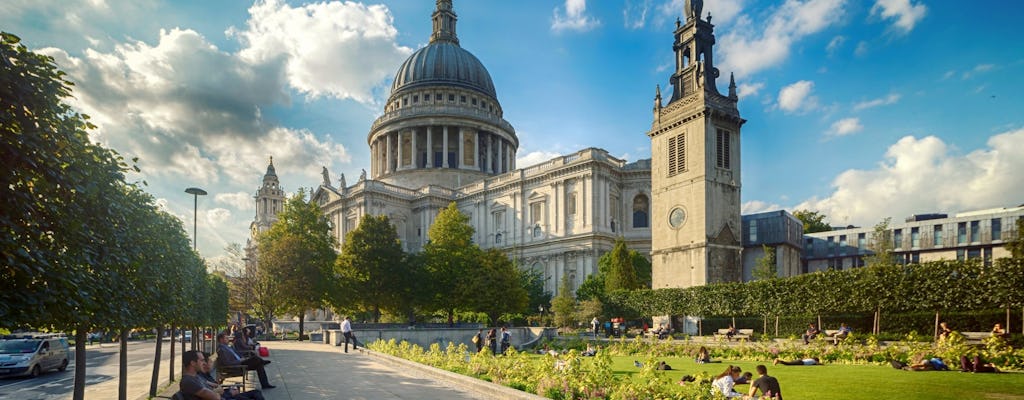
[430,0,459,45]
[728,72,738,100]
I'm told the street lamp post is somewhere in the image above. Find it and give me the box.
[184,187,207,250]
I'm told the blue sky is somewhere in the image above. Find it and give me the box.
[4,0,1023,266]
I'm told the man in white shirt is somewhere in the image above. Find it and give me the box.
[341,316,357,353]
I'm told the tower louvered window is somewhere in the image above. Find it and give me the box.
[716,129,731,169]
[667,133,686,177]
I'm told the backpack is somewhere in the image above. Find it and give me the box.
[472,334,479,344]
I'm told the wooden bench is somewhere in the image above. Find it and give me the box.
[822,329,850,344]
[960,332,993,345]
[714,328,753,341]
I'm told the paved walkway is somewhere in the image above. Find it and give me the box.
[228,341,486,400]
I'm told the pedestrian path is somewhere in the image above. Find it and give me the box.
[241,341,487,400]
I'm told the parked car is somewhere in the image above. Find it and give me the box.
[0,333,70,378]
[179,331,193,341]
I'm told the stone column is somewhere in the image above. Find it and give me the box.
[426,126,433,168]
[473,130,480,170]
[396,131,404,171]
[370,139,376,177]
[442,126,450,168]
[411,128,418,168]
[582,174,589,227]
[497,137,504,174]
[458,128,465,170]
[386,132,394,174]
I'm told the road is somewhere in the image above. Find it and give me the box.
[0,339,208,400]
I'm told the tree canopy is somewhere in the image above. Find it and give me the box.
[793,209,832,233]
[256,189,336,339]
[423,202,480,323]
[334,214,412,322]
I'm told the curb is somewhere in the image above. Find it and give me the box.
[356,348,546,400]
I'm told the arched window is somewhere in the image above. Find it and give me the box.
[632,194,649,228]
[495,233,502,244]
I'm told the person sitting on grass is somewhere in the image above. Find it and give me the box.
[695,346,713,364]
[581,344,597,357]
[710,365,746,398]
[733,371,753,385]
[656,361,673,371]
[774,357,820,366]
[960,355,1001,373]
[747,364,783,400]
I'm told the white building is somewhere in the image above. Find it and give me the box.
[299,1,652,296]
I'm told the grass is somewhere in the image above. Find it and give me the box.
[597,355,1024,399]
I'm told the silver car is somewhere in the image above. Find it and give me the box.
[0,333,70,378]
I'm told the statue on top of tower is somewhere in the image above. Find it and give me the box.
[321,166,331,187]
[684,0,703,22]
[339,172,346,190]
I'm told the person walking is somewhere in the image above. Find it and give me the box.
[591,317,600,337]
[473,329,484,353]
[486,328,497,354]
[500,327,512,354]
[341,316,357,353]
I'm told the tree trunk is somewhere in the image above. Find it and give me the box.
[169,326,176,383]
[698,318,703,337]
[817,315,822,331]
[1007,307,1012,334]
[73,328,87,400]
[149,327,163,398]
[118,329,128,400]
[447,310,454,327]
[762,316,767,335]
[934,312,940,341]
[298,313,305,341]
[775,316,779,337]
[732,316,736,329]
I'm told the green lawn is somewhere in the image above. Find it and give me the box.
[600,355,1024,399]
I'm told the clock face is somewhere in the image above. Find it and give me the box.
[669,207,686,228]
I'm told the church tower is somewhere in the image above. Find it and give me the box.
[250,157,286,238]
[648,0,745,289]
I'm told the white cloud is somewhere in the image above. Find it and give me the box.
[742,200,783,215]
[961,64,995,80]
[796,129,1024,227]
[853,93,901,111]
[230,0,411,103]
[718,0,846,77]
[828,118,863,137]
[777,80,817,113]
[623,0,652,29]
[552,0,601,32]
[854,41,869,57]
[871,0,927,34]
[517,151,565,169]
[216,191,256,211]
[826,35,845,55]
[737,82,764,98]
[206,208,233,226]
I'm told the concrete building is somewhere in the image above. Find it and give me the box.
[803,206,1023,271]
[300,0,651,296]
[648,0,745,290]
[740,210,804,281]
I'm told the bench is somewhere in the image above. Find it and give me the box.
[960,332,993,345]
[822,330,850,344]
[714,328,753,341]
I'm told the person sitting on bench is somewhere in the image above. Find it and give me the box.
[216,333,275,389]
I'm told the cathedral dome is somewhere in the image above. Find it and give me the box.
[390,42,496,99]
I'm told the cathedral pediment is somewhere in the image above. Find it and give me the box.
[710,223,738,246]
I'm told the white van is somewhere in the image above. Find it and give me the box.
[0,333,70,378]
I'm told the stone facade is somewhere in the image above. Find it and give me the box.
[648,9,744,290]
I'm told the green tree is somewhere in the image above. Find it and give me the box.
[550,276,578,329]
[334,214,407,322]
[1007,217,1024,259]
[423,202,481,324]
[520,268,551,318]
[257,189,336,340]
[864,217,895,267]
[793,209,832,233]
[460,249,529,325]
[604,238,647,292]
[751,245,777,280]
